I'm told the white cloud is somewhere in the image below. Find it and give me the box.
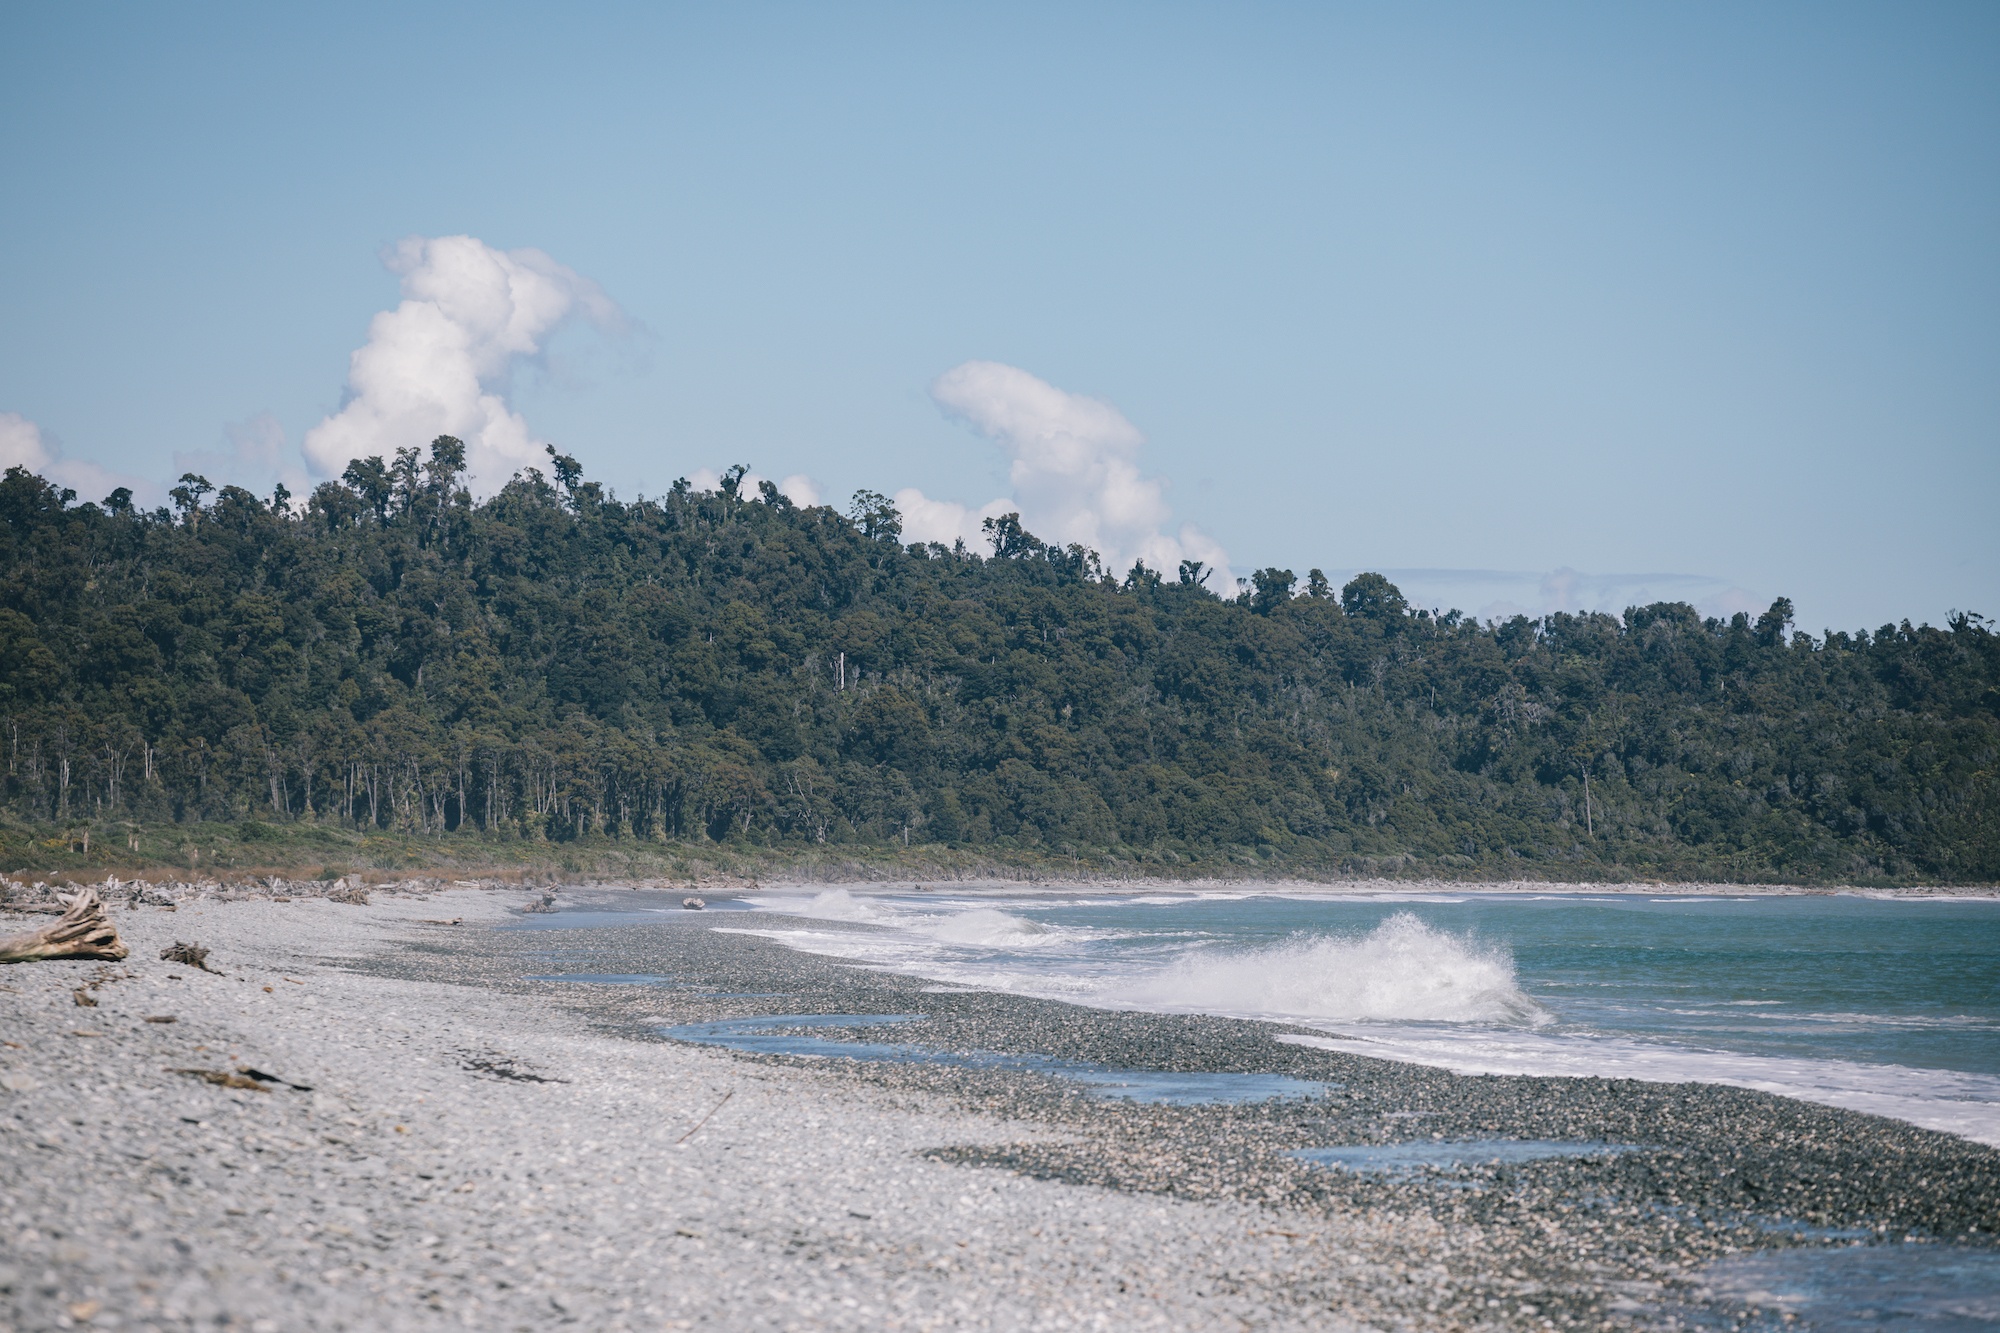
[171,411,312,501]
[0,412,154,505]
[777,474,822,507]
[908,360,1232,585]
[684,467,822,507]
[892,488,1015,551]
[0,412,53,472]
[302,235,621,493]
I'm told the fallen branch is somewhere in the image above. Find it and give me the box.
[0,888,129,965]
[174,1068,270,1092]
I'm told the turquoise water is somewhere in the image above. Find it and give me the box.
[1289,1140,1639,1174]
[1674,1245,2000,1330]
[732,888,2000,1143]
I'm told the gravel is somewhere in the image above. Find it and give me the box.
[3,884,1995,1331]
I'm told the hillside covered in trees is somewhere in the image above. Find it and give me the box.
[1,438,1995,883]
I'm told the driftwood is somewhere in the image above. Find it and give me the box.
[0,888,129,964]
[175,1068,271,1092]
[160,941,220,973]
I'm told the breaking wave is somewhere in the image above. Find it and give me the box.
[795,888,890,922]
[1112,911,1547,1025]
[921,907,1056,947]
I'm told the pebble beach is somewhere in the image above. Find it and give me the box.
[3,881,1996,1331]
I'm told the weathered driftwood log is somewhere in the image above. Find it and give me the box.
[0,888,130,964]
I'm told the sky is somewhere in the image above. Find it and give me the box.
[1,2,1994,632]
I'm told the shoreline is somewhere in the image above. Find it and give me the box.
[7,869,1996,910]
[4,886,1997,1329]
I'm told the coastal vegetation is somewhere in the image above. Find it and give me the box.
[2,439,1994,883]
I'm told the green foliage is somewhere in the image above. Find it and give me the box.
[1,441,1995,882]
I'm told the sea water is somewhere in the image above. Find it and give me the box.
[727,888,2000,1145]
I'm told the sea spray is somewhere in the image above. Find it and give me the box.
[793,892,1059,947]
[1112,911,1547,1024]
[797,889,888,922]
[921,907,1055,947]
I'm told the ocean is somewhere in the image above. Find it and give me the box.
[726,886,2000,1146]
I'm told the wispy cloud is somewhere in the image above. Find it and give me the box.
[0,412,154,505]
[302,235,622,492]
[903,361,1232,584]
[171,410,311,499]
[1345,567,1763,623]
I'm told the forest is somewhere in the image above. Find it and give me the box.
[1,437,1995,883]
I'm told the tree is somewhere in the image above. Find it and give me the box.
[342,456,393,520]
[1755,597,1795,648]
[1341,572,1408,619]
[0,449,1991,883]
[426,435,469,493]
[850,489,904,542]
[981,511,1041,559]
[1250,568,1296,614]
[168,473,212,526]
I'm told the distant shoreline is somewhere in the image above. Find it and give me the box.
[5,867,1997,913]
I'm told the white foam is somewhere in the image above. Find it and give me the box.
[728,889,2000,1146]
[794,888,890,922]
[1276,1029,2000,1146]
[1109,912,1546,1025]
[920,907,1057,947]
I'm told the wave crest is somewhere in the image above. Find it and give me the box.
[796,889,886,922]
[1114,911,1545,1025]
[923,907,1053,947]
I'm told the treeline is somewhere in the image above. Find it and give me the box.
[1,439,1995,882]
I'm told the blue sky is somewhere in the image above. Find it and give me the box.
[1,2,1994,631]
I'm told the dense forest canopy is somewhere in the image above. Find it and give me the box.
[2,438,1995,882]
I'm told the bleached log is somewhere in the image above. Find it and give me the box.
[0,887,130,964]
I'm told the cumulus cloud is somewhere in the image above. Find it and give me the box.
[889,487,1015,551]
[0,412,154,505]
[303,235,621,492]
[905,361,1232,585]
[1,412,56,473]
